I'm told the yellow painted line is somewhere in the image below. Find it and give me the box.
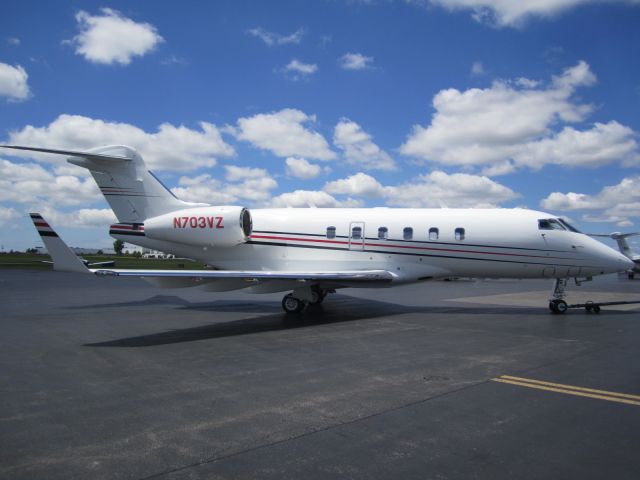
[499,375,640,401]
[491,377,640,407]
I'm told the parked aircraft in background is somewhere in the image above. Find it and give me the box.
[589,232,640,279]
[5,144,632,314]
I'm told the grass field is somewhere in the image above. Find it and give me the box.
[0,253,207,270]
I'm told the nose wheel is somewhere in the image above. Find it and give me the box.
[549,299,568,314]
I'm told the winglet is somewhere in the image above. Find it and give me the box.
[29,213,90,273]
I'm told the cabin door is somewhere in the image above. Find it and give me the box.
[349,222,365,251]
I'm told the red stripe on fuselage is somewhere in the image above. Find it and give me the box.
[248,233,569,260]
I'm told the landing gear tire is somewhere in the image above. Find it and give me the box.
[309,289,326,305]
[629,272,635,280]
[549,299,568,314]
[282,294,306,314]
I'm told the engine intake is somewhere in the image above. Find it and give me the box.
[144,206,252,248]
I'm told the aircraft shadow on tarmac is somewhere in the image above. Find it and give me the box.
[83,294,548,348]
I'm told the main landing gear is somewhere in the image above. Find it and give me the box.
[281,287,331,314]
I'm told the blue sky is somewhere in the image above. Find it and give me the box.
[1,0,639,251]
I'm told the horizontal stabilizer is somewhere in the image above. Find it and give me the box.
[588,232,640,239]
[1,145,132,162]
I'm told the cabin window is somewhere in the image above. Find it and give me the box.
[538,219,565,231]
[428,227,439,240]
[351,226,362,240]
[378,227,388,240]
[326,226,336,239]
[455,228,465,241]
[403,227,413,240]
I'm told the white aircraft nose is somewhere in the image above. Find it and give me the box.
[605,248,635,273]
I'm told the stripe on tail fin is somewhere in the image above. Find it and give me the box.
[29,213,90,273]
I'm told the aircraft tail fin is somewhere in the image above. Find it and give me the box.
[610,232,640,258]
[29,213,90,273]
[3,145,205,223]
[589,231,640,259]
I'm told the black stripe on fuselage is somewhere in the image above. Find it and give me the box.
[251,230,566,253]
[246,240,592,269]
[109,230,146,237]
[38,231,58,237]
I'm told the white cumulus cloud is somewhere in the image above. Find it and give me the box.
[247,27,305,46]
[324,172,386,198]
[427,0,640,28]
[171,170,278,205]
[233,108,335,160]
[540,176,640,226]
[281,59,318,81]
[400,61,639,173]
[0,206,20,226]
[69,8,164,65]
[7,114,235,171]
[334,119,396,170]
[285,157,322,179]
[339,53,374,70]
[270,190,362,208]
[0,158,101,206]
[322,170,518,208]
[0,62,30,101]
[385,171,519,208]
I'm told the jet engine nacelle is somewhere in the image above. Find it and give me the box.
[144,206,252,248]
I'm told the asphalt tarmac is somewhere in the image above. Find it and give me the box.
[1,270,639,479]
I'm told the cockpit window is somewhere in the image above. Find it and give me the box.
[538,219,566,231]
[557,218,582,233]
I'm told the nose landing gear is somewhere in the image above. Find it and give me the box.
[549,299,568,314]
[549,278,569,315]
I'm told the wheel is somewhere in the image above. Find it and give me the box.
[550,299,568,314]
[309,289,326,305]
[629,272,635,280]
[282,294,305,314]
[585,301,594,313]
[593,305,601,313]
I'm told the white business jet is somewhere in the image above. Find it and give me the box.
[5,145,632,314]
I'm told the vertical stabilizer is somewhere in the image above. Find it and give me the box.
[1,145,206,223]
[66,145,202,223]
[29,213,90,273]
[610,232,640,259]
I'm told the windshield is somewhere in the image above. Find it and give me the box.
[538,219,565,231]
[557,217,582,233]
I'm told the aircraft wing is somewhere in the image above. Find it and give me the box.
[29,212,395,290]
[87,260,117,268]
[93,268,394,282]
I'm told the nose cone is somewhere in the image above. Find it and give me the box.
[602,246,635,273]
[582,236,635,275]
